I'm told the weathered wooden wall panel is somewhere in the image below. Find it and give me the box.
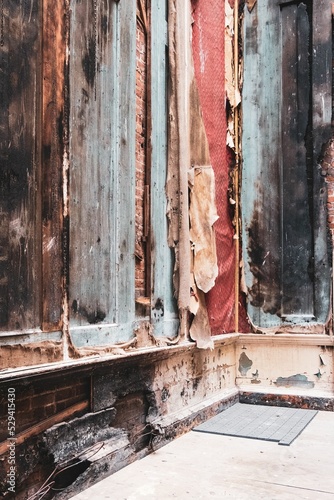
[242,0,332,329]
[0,1,41,331]
[69,0,117,328]
[242,1,281,328]
[117,0,136,326]
[150,0,178,337]
[69,0,136,345]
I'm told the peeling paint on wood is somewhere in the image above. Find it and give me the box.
[150,0,178,338]
[166,0,192,340]
[69,0,136,341]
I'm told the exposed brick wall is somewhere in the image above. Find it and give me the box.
[135,3,148,301]
[0,377,90,443]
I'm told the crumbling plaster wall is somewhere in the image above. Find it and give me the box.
[0,338,238,498]
[1,335,333,498]
[236,336,334,398]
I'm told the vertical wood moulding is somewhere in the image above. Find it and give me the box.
[42,0,66,331]
[117,0,136,325]
[150,0,178,337]
[145,0,152,300]
[312,0,332,322]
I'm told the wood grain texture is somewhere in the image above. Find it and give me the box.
[69,0,136,340]
[42,0,68,331]
[242,1,282,328]
[69,0,117,328]
[0,1,41,331]
[281,3,313,316]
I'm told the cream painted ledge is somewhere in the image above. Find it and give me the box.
[238,333,334,347]
[0,334,240,382]
[0,331,333,382]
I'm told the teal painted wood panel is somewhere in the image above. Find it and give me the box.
[117,0,136,325]
[150,0,178,337]
[241,0,331,328]
[242,2,282,328]
[69,0,136,342]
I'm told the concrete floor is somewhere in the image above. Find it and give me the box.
[71,410,334,500]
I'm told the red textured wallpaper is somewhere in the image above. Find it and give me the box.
[191,0,249,333]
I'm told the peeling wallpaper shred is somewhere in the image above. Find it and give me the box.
[225,0,241,150]
[192,0,242,334]
[189,166,219,295]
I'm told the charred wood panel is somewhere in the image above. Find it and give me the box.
[0,1,41,330]
[312,1,332,320]
[42,0,68,331]
[242,0,332,328]
[281,3,314,317]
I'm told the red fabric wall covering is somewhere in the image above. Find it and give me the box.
[191,0,249,333]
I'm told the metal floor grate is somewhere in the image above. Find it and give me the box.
[193,403,318,446]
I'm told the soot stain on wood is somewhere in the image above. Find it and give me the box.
[245,2,258,56]
[71,300,106,324]
[82,36,96,87]
[101,14,109,36]
[152,298,164,321]
[247,207,281,316]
